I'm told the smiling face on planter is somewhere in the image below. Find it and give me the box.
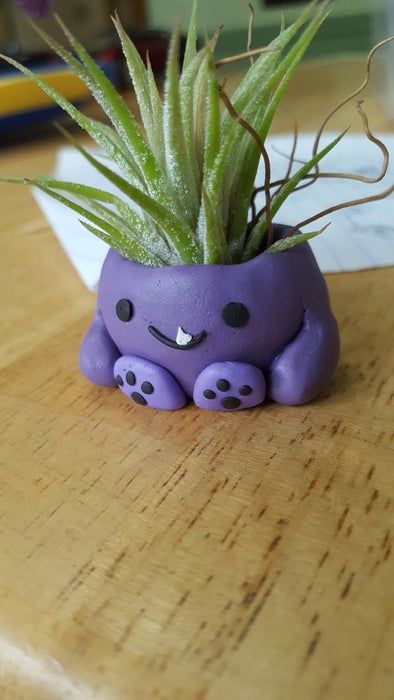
[97,240,321,398]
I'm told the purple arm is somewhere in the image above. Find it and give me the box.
[267,247,340,405]
[79,310,120,387]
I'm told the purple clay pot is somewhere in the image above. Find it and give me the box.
[79,225,339,412]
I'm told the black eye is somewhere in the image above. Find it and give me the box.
[116,299,134,322]
[221,302,249,328]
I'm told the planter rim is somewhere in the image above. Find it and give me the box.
[114,223,299,272]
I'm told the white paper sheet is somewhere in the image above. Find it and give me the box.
[33,133,394,290]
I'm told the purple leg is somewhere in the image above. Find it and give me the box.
[114,355,186,410]
[79,310,120,387]
[267,309,340,405]
[194,362,266,411]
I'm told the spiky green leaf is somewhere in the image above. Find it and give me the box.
[183,0,198,70]
[164,27,198,221]
[54,16,169,199]
[55,124,146,203]
[112,14,166,169]
[198,186,230,264]
[180,43,210,190]
[38,184,157,263]
[264,228,325,253]
[0,53,146,187]
[204,52,221,174]
[79,219,161,267]
[228,2,330,257]
[243,129,347,260]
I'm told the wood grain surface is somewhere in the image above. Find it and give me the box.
[0,58,393,700]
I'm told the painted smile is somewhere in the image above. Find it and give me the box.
[148,325,207,350]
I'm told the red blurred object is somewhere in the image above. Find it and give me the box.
[132,30,172,73]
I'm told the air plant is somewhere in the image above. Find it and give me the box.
[1,0,393,266]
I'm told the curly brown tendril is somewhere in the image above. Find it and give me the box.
[302,36,394,191]
[246,1,255,65]
[286,184,394,238]
[215,46,277,68]
[263,101,389,191]
[245,37,393,247]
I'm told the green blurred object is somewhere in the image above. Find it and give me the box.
[0,2,17,52]
[150,0,386,60]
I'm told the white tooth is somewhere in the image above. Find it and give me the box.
[176,327,193,346]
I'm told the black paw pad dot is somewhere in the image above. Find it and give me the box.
[203,389,216,400]
[217,379,230,392]
[116,375,124,387]
[221,397,241,410]
[131,392,147,406]
[126,371,136,386]
[141,381,154,395]
[239,385,253,396]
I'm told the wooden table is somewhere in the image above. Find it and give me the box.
[0,59,393,700]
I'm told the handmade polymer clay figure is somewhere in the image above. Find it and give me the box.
[88,226,339,411]
[2,1,392,411]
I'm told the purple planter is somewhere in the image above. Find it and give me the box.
[80,225,339,411]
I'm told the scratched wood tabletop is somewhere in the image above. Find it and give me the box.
[0,59,393,700]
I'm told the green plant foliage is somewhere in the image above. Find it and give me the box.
[243,130,347,261]
[265,228,326,254]
[1,1,348,266]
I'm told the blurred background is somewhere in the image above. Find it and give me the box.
[0,0,392,135]
[0,0,391,56]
